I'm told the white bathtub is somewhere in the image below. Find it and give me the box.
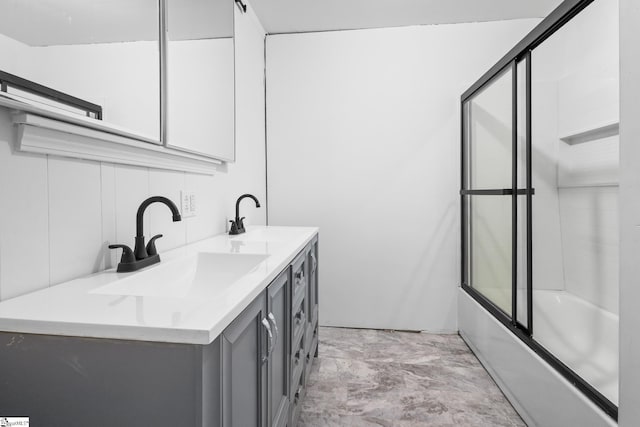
[532,290,619,405]
[459,289,617,426]
[467,287,619,405]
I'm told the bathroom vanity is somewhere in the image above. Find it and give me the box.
[0,226,319,427]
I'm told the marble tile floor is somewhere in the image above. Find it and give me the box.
[299,327,526,427]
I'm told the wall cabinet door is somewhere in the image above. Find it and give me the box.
[267,269,291,427]
[222,292,267,427]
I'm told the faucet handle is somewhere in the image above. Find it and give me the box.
[238,216,246,232]
[108,244,135,264]
[229,220,241,235]
[146,234,164,256]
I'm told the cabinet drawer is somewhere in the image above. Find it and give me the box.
[304,314,318,354]
[306,239,318,331]
[304,324,318,384]
[291,325,305,389]
[311,305,319,331]
[304,322,313,354]
[291,251,308,306]
[292,294,306,345]
[289,364,306,427]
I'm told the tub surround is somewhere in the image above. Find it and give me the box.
[0,226,317,344]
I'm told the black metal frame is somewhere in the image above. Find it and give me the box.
[0,70,102,119]
[460,0,617,421]
[460,189,533,196]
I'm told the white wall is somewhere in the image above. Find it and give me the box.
[266,19,540,332]
[0,3,267,301]
[618,0,640,424]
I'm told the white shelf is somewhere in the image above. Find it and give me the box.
[559,121,619,145]
[1,96,223,175]
[11,112,221,175]
[557,121,619,188]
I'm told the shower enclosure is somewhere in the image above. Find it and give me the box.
[460,0,618,421]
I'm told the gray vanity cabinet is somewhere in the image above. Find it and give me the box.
[221,268,293,427]
[221,292,268,427]
[0,234,318,427]
[267,269,291,427]
[289,250,309,426]
[304,237,319,383]
[0,332,222,427]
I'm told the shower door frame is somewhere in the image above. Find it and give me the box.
[459,0,617,420]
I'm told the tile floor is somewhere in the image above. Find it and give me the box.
[299,327,525,427]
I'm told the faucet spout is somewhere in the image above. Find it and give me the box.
[108,195,182,272]
[134,196,182,260]
[230,194,261,235]
[235,194,261,222]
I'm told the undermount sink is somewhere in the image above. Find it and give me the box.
[91,252,269,298]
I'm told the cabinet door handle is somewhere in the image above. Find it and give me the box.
[267,312,279,349]
[295,309,305,325]
[261,317,273,362]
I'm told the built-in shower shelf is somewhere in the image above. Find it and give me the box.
[560,121,619,145]
[557,121,619,188]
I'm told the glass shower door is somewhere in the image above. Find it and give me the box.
[460,0,619,418]
[529,0,619,406]
[462,60,531,327]
[462,66,514,316]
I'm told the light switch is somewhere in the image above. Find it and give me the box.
[189,193,197,216]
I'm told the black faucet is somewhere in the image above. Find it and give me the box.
[109,196,182,272]
[229,194,260,235]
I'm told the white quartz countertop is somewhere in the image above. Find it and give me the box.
[0,226,318,345]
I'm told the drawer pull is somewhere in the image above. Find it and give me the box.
[295,269,305,286]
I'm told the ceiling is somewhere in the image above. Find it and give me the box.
[250,0,564,34]
[0,0,232,46]
[0,0,564,46]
